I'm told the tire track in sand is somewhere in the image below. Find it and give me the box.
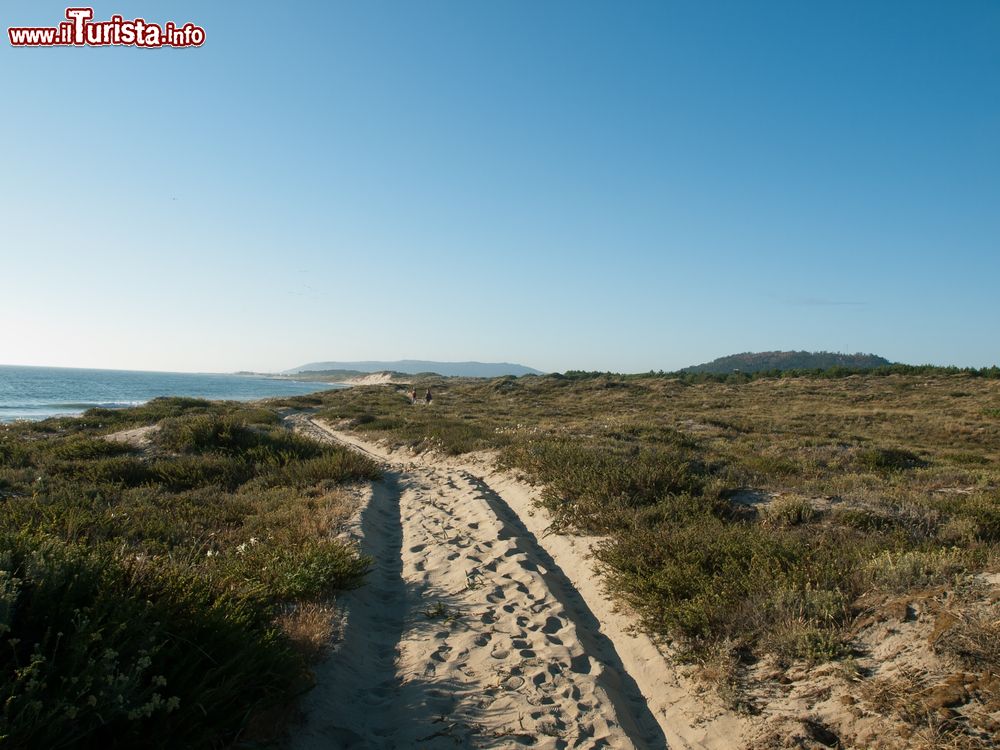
[290,416,669,749]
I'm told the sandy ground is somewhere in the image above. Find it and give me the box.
[288,417,747,750]
[103,423,159,448]
[340,372,401,386]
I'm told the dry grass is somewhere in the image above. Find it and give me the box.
[934,611,1000,672]
[855,664,998,749]
[857,667,930,724]
[293,488,357,538]
[277,602,340,662]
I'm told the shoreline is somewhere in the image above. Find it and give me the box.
[0,368,344,423]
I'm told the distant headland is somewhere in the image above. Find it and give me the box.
[681,351,892,374]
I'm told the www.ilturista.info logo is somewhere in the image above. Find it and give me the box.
[8,7,205,48]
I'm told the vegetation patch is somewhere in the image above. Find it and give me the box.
[0,398,380,746]
[308,375,999,677]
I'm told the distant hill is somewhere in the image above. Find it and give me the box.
[285,360,543,378]
[682,351,892,374]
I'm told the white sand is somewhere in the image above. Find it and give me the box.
[289,418,748,749]
[339,372,400,386]
[103,424,159,448]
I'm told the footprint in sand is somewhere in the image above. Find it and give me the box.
[569,655,593,675]
[290,424,683,750]
[542,615,564,634]
[504,675,525,690]
[431,645,452,662]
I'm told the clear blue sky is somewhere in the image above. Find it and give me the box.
[2,1,998,373]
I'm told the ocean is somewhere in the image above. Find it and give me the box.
[0,365,343,422]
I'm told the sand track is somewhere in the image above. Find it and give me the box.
[289,417,745,749]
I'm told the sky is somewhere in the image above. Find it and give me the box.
[1,1,998,374]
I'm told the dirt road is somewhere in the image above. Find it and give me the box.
[289,417,744,750]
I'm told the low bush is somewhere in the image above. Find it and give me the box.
[310,373,1000,683]
[0,402,381,745]
[762,496,819,527]
[864,549,969,593]
[929,492,1000,543]
[0,532,305,748]
[856,447,926,473]
[501,439,707,532]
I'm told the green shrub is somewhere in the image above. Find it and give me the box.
[742,453,801,479]
[597,521,866,662]
[45,437,132,462]
[856,447,925,473]
[261,451,382,489]
[942,452,990,466]
[767,619,848,664]
[80,456,155,487]
[75,397,220,431]
[150,455,253,491]
[0,401,382,744]
[930,493,1000,542]
[0,439,33,469]
[502,439,706,532]
[833,507,897,532]
[597,521,781,641]
[865,549,968,593]
[414,421,496,455]
[0,532,305,748]
[762,496,819,527]
[158,415,261,454]
[219,539,371,601]
[360,416,407,432]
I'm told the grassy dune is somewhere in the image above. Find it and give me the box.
[316,372,999,743]
[3,375,997,746]
[0,398,380,748]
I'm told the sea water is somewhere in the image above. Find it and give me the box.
[0,365,342,422]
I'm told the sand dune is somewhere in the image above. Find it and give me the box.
[289,417,746,749]
[340,372,399,386]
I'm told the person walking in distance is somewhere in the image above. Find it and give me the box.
[425,389,433,406]
[410,388,418,405]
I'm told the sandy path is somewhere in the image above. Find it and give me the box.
[289,417,746,750]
